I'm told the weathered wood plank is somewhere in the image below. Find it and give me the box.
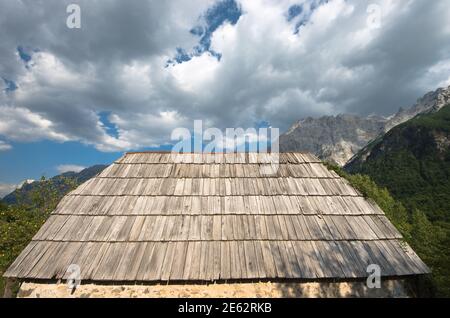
[243,241,259,279]
[276,241,294,278]
[381,240,417,276]
[200,216,213,241]
[338,241,367,278]
[98,243,126,280]
[211,241,221,281]
[3,241,39,278]
[189,216,201,241]
[229,241,241,279]
[308,241,327,278]
[29,242,68,279]
[328,215,356,240]
[395,240,429,274]
[283,241,302,278]
[160,242,176,281]
[235,241,247,279]
[292,241,316,279]
[268,241,285,278]
[220,241,231,280]
[170,241,189,281]
[7,151,430,282]
[362,241,396,277]
[252,241,266,279]
[85,243,112,280]
[123,242,148,281]
[260,241,277,278]
[187,241,202,280]
[199,241,209,280]
[276,215,290,240]
[136,242,157,281]
[78,242,107,280]
[212,215,222,240]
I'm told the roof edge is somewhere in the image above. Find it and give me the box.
[124,151,314,155]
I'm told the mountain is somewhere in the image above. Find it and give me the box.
[344,104,450,297]
[384,86,450,132]
[345,104,450,222]
[1,165,107,205]
[279,114,386,166]
[280,85,450,166]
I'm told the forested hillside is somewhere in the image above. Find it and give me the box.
[0,165,106,296]
[345,105,450,297]
[2,165,107,205]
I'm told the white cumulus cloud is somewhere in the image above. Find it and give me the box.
[0,183,18,198]
[0,140,12,151]
[0,0,449,152]
[56,164,87,174]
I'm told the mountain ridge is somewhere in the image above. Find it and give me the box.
[280,85,450,166]
[1,164,107,205]
[345,104,450,221]
[342,104,450,296]
[280,114,386,166]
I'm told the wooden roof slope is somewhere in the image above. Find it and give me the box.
[4,152,429,283]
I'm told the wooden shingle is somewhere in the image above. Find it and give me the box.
[4,152,429,283]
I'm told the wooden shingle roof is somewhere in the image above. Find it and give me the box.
[4,152,429,282]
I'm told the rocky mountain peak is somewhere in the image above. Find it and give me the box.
[384,85,450,132]
[280,114,386,166]
[280,85,450,166]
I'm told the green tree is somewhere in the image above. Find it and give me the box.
[325,162,446,297]
[0,176,77,297]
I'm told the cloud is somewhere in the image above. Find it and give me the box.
[0,140,12,151]
[0,180,36,198]
[56,164,87,174]
[0,105,70,142]
[0,0,450,153]
[0,183,17,198]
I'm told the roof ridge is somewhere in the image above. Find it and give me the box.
[124,151,314,155]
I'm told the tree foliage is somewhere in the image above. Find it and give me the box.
[327,163,449,297]
[347,105,450,223]
[0,177,77,297]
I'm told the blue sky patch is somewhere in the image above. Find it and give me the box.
[311,0,329,11]
[172,47,192,64]
[98,111,120,139]
[167,0,241,66]
[256,120,272,129]
[204,0,241,33]
[17,46,32,62]
[0,141,122,183]
[0,139,171,184]
[2,77,17,92]
[288,0,329,34]
[287,4,303,22]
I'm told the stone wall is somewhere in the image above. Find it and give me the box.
[18,280,411,298]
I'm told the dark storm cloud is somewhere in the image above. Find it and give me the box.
[0,0,449,151]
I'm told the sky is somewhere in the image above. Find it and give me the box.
[1,0,450,196]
